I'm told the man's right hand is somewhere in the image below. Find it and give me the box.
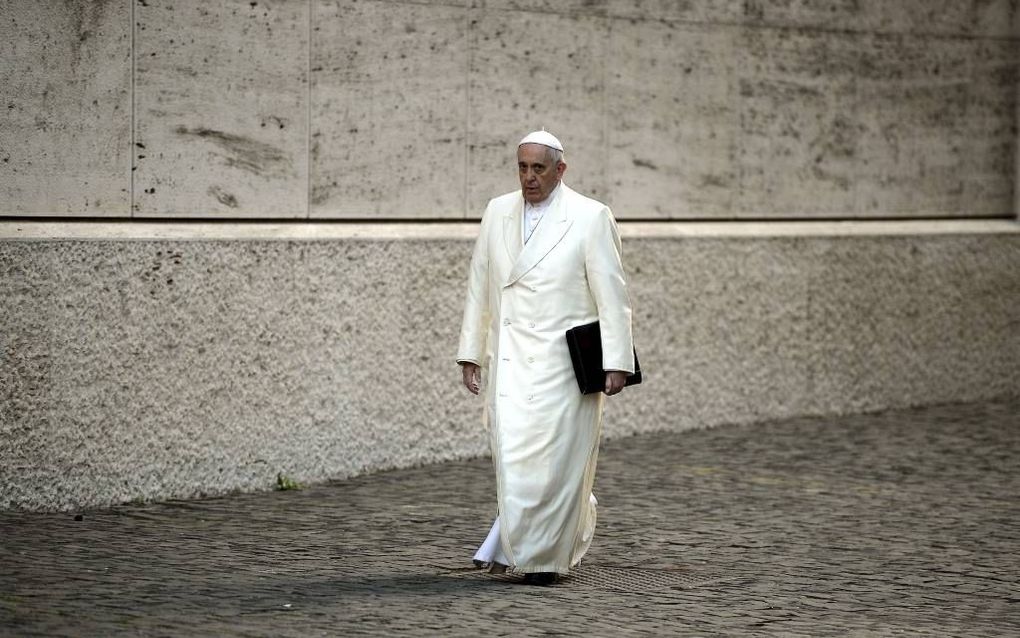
[461,362,481,395]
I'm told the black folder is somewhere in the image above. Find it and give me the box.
[565,321,642,395]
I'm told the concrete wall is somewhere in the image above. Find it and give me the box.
[2,220,1019,511]
[2,0,1017,219]
[0,0,132,216]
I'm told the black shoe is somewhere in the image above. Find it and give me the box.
[522,572,558,586]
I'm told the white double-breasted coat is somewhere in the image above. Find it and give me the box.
[456,183,634,574]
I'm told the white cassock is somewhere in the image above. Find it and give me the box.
[457,182,635,575]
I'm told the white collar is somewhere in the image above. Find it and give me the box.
[523,183,561,243]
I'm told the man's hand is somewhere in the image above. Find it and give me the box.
[604,370,627,396]
[461,362,482,395]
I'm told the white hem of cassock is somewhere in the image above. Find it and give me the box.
[473,517,510,566]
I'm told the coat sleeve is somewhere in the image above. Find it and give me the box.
[584,207,635,373]
[456,204,493,366]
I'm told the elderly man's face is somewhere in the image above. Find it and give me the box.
[518,143,565,204]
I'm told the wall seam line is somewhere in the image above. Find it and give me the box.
[130,0,136,219]
[602,14,608,206]
[306,0,313,220]
[1015,39,1019,219]
[464,6,473,220]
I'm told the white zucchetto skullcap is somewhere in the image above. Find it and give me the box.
[518,130,564,152]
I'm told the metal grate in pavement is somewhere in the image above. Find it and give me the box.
[448,564,734,594]
[565,565,731,592]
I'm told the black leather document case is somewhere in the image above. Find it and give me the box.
[565,321,642,395]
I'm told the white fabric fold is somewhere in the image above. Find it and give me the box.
[472,517,510,566]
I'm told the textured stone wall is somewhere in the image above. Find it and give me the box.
[1,0,1017,219]
[2,222,1018,511]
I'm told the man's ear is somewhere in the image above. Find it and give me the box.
[556,161,567,179]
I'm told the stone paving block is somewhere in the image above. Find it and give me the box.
[962,39,1019,217]
[859,0,1015,38]
[466,9,608,217]
[605,20,737,218]
[734,27,859,217]
[0,0,131,216]
[134,0,309,218]
[854,34,972,217]
[310,0,469,219]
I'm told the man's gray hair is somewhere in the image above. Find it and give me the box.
[546,146,564,166]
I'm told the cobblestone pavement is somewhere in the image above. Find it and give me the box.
[3,400,1019,637]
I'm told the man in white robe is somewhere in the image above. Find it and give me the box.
[456,131,635,586]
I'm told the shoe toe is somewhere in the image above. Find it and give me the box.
[523,572,558,586]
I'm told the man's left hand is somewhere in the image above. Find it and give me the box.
[604,371,627,396]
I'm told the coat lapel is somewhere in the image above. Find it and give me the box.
[505,185,573,287]
[503,197,524,265]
